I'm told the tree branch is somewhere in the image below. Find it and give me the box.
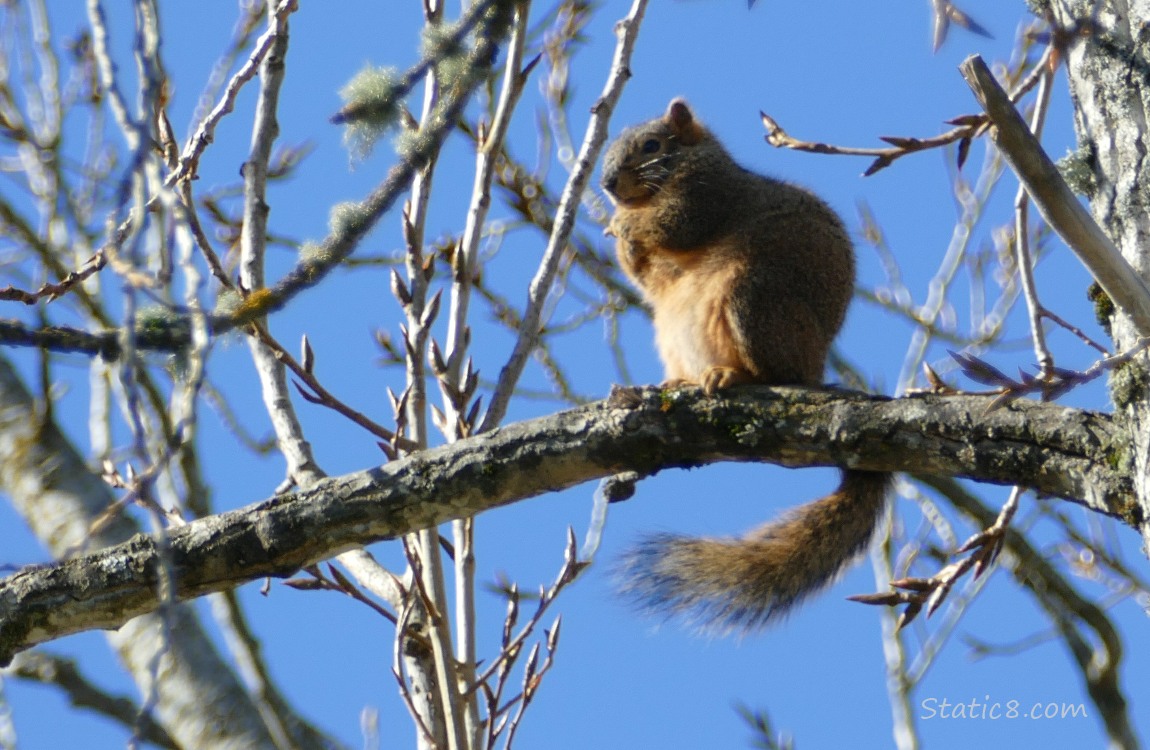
[0,386,1132,665]
[4,651,179,750]
[959,53,1150,337]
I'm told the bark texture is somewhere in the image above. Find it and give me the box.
[1053,0,1150,550]
[0,381,1133,666]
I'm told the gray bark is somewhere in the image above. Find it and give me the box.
[1052,0,1150,552]
[1,377,1132,666]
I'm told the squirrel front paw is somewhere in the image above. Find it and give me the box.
[607,213,627,239]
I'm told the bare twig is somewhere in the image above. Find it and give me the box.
[0,251,107,304]
[444,3,536,424]
[948,335,1150,407]
[851,487,1024,628]
[469,530,584,702]
[477,532,581,749]
[762,41,1055,177]
[1012,63,1057,377]
[435,6,535,744]
[17,0,517,366]
[333,549,407,612]
[282,564,398,624]
[931,0,993,52]
[762,110,986,177]
[168,0,298,186]
[391,578,440,750]
[237,1,324,490]
[481,0,650,431]
[1041,308,1109,356]
[251,325,416,451]
[86,0,141,150]
[895,134,1005,392]
[393,2,487,746]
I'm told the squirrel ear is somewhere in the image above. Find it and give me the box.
[665,98,705,145]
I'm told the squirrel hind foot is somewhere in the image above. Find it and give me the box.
[700,365,754,395]
[657,367,755,396]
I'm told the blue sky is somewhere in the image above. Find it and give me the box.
[2,1,1146,748]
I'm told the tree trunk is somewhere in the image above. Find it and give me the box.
[1053,0,1150,554]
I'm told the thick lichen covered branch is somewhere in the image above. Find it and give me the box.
[0,386,1130,665]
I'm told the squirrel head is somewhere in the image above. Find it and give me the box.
[601,98,709,205]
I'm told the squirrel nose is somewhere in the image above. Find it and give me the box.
[603,174,618,194]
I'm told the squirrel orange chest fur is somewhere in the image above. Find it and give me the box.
[616,217,749,384]
[600,101,762,387]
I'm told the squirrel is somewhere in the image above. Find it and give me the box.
[601,98,893,632]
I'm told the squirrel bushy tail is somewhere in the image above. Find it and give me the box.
[621,470,893,632]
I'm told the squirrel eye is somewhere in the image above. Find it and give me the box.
[641,138,661,154]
